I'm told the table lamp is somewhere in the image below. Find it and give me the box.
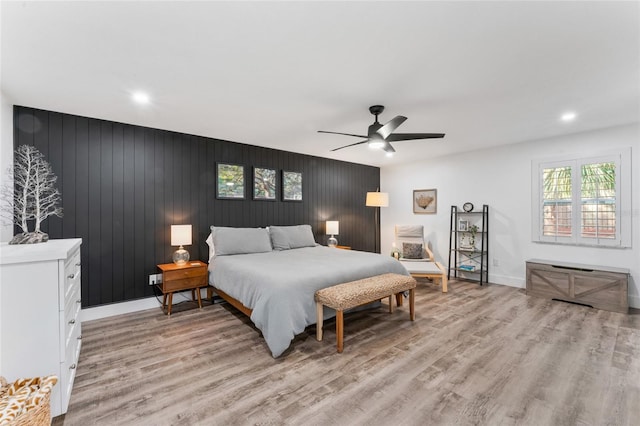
[171,224,192,265]
[326,221,339,248]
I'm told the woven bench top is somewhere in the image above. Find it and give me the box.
[315,273,416,310]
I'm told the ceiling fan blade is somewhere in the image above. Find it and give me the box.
[386,133,445,142]
[377,115,407,139]
[382,142,396,153]
[318,130,368,139]
[330,139,369,152]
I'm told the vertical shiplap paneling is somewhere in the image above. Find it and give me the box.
[75,117,90,304]
[13,106,380,308]
[87,118,102,306]
[112,122,125,302]
[100,120,114,304]
[122,124,136,301]
[61,114,76,238]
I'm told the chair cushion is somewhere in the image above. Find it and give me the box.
[400,260,443,275]
[402,242,423,259]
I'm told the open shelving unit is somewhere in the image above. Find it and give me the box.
[448,204,489,285]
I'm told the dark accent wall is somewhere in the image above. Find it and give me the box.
[13,106,381,308]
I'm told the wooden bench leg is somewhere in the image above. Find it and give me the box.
[409,288,415,321]
[316,302,323,341]
[396,293,403,307]
[336,310,344,353]
[389,295,394,313]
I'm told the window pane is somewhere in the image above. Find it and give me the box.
[543,166,572,237]
[581,162,616,239]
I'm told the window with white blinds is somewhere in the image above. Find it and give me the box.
[532,148,631,247]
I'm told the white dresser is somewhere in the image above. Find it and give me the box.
[0,238,82,418]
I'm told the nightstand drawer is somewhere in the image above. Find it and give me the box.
[164,267,206,282]
[164,275,207,292]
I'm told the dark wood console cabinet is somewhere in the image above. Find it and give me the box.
[526,259,629,314]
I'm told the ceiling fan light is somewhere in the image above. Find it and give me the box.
[368,139,385,149]
[385,151,394,158]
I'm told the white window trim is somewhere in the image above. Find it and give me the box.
[531,147,631,248]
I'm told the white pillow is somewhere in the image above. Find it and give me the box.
[206,232,215,261]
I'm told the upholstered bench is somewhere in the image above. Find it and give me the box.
[315,273,417,353]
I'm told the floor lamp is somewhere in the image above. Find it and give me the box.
[366,191,389,253]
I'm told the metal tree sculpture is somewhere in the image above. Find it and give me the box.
[0,145,63,244]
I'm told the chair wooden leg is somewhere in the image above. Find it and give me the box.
[336,310,344,353]
[396,293,403,307]
[316,302,324,341]
[388,295,394,313]
[409,288,415,321]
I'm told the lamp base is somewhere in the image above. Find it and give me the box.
[328,236,338,248]
[173,246,190,265]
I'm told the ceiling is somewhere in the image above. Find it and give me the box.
[2,1,638,167]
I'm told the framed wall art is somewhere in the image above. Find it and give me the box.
[217,163,245,199]
[282,171,302,201]
[413,188,437,214]
[253,167,277,200]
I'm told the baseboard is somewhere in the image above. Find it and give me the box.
[80,288,212,322]
[629,294,640,310]
[80,297,161,322]
[488,273,525,288]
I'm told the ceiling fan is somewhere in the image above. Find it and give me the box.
[318,105,445,154]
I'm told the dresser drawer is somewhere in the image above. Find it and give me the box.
[164,275,207,292]
[62,248,81,310]
[61,283,81,360]
[164,266,207,282]
[60,325,81,413]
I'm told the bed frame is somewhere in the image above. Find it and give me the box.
[207,286,253,317]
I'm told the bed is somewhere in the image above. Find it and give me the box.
[207,225,409,357]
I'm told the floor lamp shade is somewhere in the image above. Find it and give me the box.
[171,224,192,265]
[366,192,389,207]
[326,221,339,248]
[366,192,388,254]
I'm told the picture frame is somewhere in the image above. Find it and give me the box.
[282,171,302,201]
[216,163,245,199]
[253,167,277,201]
[459,219,469,232]
[413,188,437,214]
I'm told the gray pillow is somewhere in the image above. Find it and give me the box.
[269,225,316,250]
[402,242,424,259]
[211,226,272,256]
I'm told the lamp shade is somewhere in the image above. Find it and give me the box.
[171,225,192,246]
[326,221,339,235]
[366,192,389,207]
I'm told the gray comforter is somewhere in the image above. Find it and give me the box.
[209,246,409,357]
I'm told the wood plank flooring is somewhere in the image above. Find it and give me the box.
[53,280,640,425]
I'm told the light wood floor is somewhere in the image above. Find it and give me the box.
[53,280,640,426]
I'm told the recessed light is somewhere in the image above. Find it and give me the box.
[132,91,150,105]
[561,112,577,122]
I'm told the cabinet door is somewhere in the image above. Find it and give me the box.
[527,265,571,299]
[574,272,628,313]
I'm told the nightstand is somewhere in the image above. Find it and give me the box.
[157,261,208,316]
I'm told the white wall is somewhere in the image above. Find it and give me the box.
[381,123,640,308]
[0,90,13,243]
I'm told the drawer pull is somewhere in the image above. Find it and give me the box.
[69,319,76,325]
[68,273,76,279]
[69,364,76,370]
[78,335,82,340]
[75,262,81,267]
[76,299,82,304]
